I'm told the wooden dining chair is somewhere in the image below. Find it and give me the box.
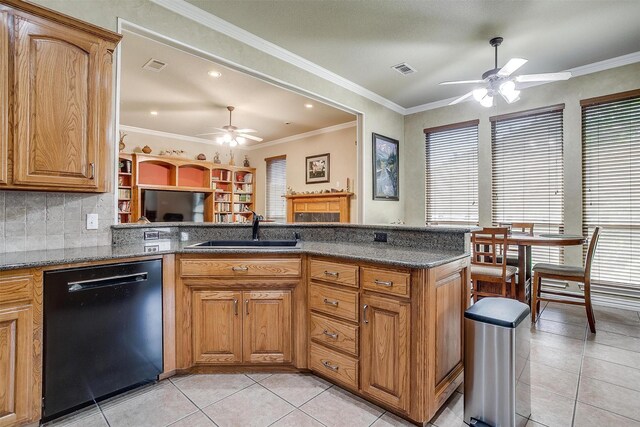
[470,227,519,301]
[531,227,601,333]
[498,222,534,261]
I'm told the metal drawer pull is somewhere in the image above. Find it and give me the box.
[374,279,394,287]
[322,329,338,339]
[363,304,369,324]
[324,271,339,277]
[323,298,339,307]
[89,162,95,179]
[234,299,238,316]
[322,360,339,371]
[232,266,249,271]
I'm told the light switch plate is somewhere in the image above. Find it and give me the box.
[86,213,99,230]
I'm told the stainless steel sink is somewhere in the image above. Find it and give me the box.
[184,240,299,249]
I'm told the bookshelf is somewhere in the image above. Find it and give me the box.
[212,166,255,223]
[117,154,133,224]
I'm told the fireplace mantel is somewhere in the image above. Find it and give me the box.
[284,192,353,223]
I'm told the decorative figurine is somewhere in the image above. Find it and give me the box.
[213,152,221,164]
[197,153,206,161]
[119,131,127,152]
[142,145,152,154]
[243,155,250,167]
[229,150,235,166]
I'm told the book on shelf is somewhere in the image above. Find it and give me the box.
[213,170,232,181]
[233,194,252,202]
[118,188,131,199]
[216,202,231,212]
[119,159,132,174]
[215,213,233,223]
[118,201,131,213]
[234,172,253,183]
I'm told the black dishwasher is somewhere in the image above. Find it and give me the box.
[43,259,163,421]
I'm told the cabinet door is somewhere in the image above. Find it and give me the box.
[0,10,8,185]
[12,13,105,190]
[0,304,33,426]
[360,294,410,413]
[243,290,292,364]
[192,291,242,364]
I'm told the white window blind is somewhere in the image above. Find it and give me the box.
[424,121,479,225]
[266,156,286,222]
[491,105,564,264]
[582,91,640,290]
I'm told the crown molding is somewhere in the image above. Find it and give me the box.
[119,125,220,145]
[149,0,405,115]
[244,121,356,151]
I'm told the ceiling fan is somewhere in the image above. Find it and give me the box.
[198,106,263,146]
[441,37,572,107]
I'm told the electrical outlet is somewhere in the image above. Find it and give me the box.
[144,231,160,240]
[86,213,98,230]
[374,232,387,242]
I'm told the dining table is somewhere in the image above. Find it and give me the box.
[505,232,586,304]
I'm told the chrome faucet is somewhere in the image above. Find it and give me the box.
[248,209,263,240]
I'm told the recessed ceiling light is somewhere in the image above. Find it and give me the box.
[208,70,222,78]
[304,104,313,109]
[150,111,158,116]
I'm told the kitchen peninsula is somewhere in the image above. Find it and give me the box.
[0,223,470,426]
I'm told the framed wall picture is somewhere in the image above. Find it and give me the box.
[305,153,330,184]
[372,133,399,200]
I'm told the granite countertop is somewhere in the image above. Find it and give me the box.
[0,240,469,271]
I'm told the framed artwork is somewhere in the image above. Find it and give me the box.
[372,133,399,200]
[305,153,330,184]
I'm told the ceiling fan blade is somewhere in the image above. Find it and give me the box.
[497,58,528,77]
[235,128,257,133]
[439,80,485,85]
[239,134,263,142]
[449,91,474,105]
[196,132,224,137]
[515,71,571,82]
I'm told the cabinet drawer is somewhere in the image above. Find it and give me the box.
[181,258,301,277]
[309,259,358,288]
[362,267,411,297]
[0,274,33,305]
[310,343,358,390]
[310,313,358,356]
[309,283,358,322]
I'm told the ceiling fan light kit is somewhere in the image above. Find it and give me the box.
[198,106,264,146]
[442,36,571,108]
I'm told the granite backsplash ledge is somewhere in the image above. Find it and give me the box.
[111,223,472,252]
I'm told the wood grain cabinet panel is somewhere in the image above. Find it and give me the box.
[309,283,358,322]
[309,313,358,357]
[309,259,358,288]
[243,290,291,364]
[0,10,8,185]
[0,304,33,427]
[361,267,410,298]
[360,294,410,413]
[310,343,358,389]
[192,291,242,364]
[181,259,301,278]
[12,13,113,191]
[434,268,465,386]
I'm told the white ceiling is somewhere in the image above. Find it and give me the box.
[119,31,355,146]
[183,0,640,109]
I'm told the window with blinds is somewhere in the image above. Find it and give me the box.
[582,91,640,290]
[491,105,564,264]
[424,121,479,225]
[265,155,287,222]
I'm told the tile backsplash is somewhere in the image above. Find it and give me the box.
[1,191,115,252]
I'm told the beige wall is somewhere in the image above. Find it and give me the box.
[250,126,358,221]
[404,62,640,271]
[33,0,406,225]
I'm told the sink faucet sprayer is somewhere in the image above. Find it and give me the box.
[247,209,263,240]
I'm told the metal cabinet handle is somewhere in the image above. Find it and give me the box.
[245,299,249,315]
[321,360,339,371]
[232,266,249,272]
[324,271,339,277]
[374,279,394,287]
[363,304,369,324]
[233,299,238,316]
[323,298,339,307]
[322,329,338,339]
[89,162,95,179]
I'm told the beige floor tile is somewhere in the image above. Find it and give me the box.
[259,373,332,407]
[430,392,464,427]
[529,341,582,374]
[593,306,640,326]
[271,409,325,427]
[171,374,254,408]
[584,341,640,368]
[520,384,575,427]
[581,356,640,392]
[524,421,546,427]
[598,320,640,338]
[44,405,106,427]
[520,361,579,399]
[539,304,588,326]
[578,377,640,421]
[371,412,416,426]
[169,411,216,427]
[574,402,640,427]
[516,355,528,380]
[588,330,640,353]
[98,381,159,410]
[533,318,587,340]
[530,330,584,355]
[203,383,294,427]
[300,386,384,427]
[245,372,273,382]
[101,382,198,427]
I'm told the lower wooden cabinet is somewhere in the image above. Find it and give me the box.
[191,289,292,365]
[360,294,410,413]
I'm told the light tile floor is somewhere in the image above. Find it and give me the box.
[45,302,640,427]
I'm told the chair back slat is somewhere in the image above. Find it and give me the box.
[584,226,601,279]
[499,222,535,236]
[471,227,510,277]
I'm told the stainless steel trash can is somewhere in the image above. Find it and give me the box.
[464,297,531,427]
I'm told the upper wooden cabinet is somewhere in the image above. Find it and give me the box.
[0,0,121,192]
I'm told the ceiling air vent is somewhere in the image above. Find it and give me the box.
[142,58,167,72]
[391,62,417,75]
